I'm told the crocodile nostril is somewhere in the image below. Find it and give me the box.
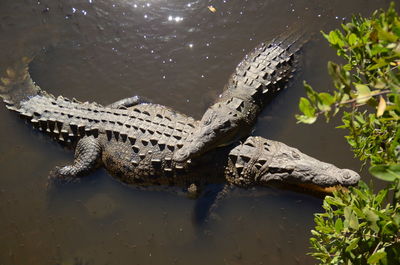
[343,173,350,179]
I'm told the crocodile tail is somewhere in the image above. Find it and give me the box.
[224,25,310,102]
[0,56,43,110]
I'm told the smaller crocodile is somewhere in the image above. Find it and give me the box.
[173,31,305,162]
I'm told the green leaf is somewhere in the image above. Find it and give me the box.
[355,84,372,104]
[343,63,352,71]
[367,59,388,70]
[299,97,314,116]
[369,164,400,181]
[348,33,359,46]
[325,196,346,207]
[318,92,335,112]
[334,218,343,233]
[295,114,317,124]
[377,27,398,42]
[363,208,380,232]
[345,238,360,252]
[344,207,360,230]
[367,249,387,264]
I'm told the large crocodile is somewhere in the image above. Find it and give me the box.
[0,56,360,195]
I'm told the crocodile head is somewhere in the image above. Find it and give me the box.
[173,107,246,162]
[225,137,360,192]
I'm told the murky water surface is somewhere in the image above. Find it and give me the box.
[0,0,393,264]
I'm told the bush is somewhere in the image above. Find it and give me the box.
[310,181,400,264]
[297,3,400,264]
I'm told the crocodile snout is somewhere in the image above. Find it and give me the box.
[340,168,360,186]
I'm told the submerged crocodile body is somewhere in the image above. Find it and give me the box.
[0,36,360,195]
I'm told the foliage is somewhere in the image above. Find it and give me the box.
[296,3,400,265]
[296,3,400,180]
[310,181,400,265]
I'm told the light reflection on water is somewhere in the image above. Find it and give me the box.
[0,0,393,264]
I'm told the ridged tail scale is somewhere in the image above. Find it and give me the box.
[223,29,306,104]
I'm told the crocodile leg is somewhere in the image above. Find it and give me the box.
[107,95,150,109]
[50,136,102,182]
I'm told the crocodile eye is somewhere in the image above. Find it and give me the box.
[204,117,212,126]
[291,151,300,159]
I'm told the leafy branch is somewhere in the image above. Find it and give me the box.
[300,3,400,265]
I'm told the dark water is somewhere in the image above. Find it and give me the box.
[0,1,393,264]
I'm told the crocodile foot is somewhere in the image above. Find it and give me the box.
[48,166,82,185]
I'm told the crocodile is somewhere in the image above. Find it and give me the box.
[0,54,360,195]
[173,31,305,162]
